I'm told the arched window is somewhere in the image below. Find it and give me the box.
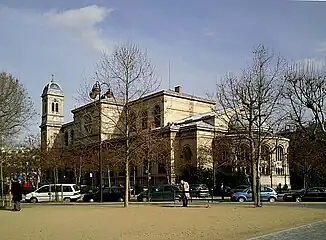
[237,145,250,174]
[55,103,59,113]
[51,102,55,112]
[261,145,271,175]
[141,110,148,129]
[276,146,284,162]
[183,146,192,163]
[84,114,92,133]
[153,105,161,128]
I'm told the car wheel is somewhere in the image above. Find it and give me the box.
[30,197,38,203]
[142,197,148,202]
[90,199,94,202]
[63,198,71,203]
[238,197,245,203]
[269,197,276,203]
[296,197,301,202]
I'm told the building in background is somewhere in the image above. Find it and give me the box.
[40,79,290,188]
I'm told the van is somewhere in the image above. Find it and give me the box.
[24,184,81,203]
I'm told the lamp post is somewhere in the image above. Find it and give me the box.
[89,81,113,203]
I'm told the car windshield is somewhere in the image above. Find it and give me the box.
[243,187,251,192]
[73,185,80,191]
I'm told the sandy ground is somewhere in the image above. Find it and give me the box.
[0,204,326,240]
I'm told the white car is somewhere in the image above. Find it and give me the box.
[25,184,81,203]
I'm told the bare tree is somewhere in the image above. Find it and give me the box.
[86,42,160,207]
[132,129,172,189]
[0,72,36,139]
[288,131,326,188]
[197,135,235,187]
[215,45,287,207]
[283,60,326,141]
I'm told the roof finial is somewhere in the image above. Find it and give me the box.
[51,74,54,83]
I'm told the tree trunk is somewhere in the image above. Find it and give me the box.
[255,157,262,207]
[249,136,259,207]
[166,174,170,184]
[74,166,78,185]
[108,168,111,187]
[124,155,129,207]
[78,159,82,186]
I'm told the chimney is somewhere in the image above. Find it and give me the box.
[174,85,182,93]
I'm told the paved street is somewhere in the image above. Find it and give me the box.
[249,220,326,240]
[18,200,326,209]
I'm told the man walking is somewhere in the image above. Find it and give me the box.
[220,182,224,200]
[11,177,22,211]
[180,180,190,207]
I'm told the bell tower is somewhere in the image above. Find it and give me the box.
[40,75,64,149]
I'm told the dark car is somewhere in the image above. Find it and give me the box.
[131,185,148,196]
[83,186,128,202]
[137,184,182,202]
[189,184,210,198]
[283,187,326,202]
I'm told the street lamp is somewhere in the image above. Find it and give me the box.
[89,81,113,203]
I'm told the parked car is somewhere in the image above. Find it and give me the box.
[24,184,81,203]
[282,189,305,202]
[137,184,182,202]
[131,185,148,196]
[231,186,278,203]
[189,184,210,198]
[80,185,98,194]
[283,187,326,202]
[230,185,250,194]
[83,186,128,202]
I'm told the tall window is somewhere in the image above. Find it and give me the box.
[70,130,74,145]
[276,147,283,162]
[43,101,47,114]
[261,145,271,175]
[55,103,59,113]
[158,162,167,174]
[84,114,92,133]
[141,110,148,129]
[51,99,59,113]
[64,131,69,146]
[183,146,192,164]
[129,112,136,132]
[238,145,250,174]
[153,105,161,128]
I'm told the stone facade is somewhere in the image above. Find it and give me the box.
[41,81,290,188]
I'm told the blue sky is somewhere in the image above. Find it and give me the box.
[0,0,326,137]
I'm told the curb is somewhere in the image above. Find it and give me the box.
[247,220,326,240]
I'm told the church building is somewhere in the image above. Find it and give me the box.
[40,78,290,188]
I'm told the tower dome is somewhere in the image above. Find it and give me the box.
[42,75,63,97]
[228,113,270,132]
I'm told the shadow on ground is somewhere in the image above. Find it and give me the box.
[160,205,210,208]
[0,206,14,211]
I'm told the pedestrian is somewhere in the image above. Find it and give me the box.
[277,183,282,193]
[11,178,23,211]
[220,182,224,200]
[180,180,190,207]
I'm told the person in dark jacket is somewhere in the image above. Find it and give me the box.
[11,178,23,211]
